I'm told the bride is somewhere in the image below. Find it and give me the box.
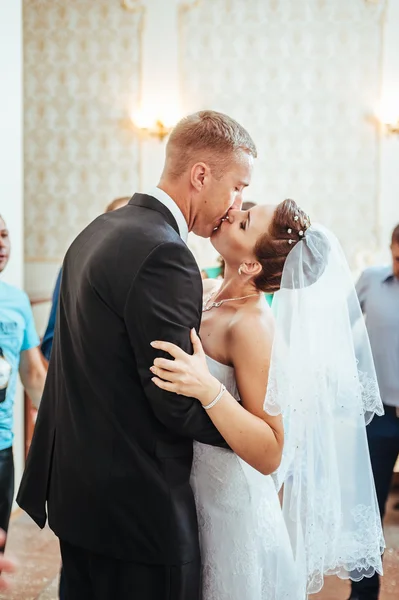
[150,199,385,600]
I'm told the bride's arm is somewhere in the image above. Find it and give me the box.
[150,320,283,476]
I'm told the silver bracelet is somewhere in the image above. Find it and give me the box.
[203,383,226,411]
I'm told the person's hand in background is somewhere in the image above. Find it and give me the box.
[0,529,16,590]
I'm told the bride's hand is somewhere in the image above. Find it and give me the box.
[150,329,220,405]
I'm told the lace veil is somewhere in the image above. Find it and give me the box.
[264,224,385,594]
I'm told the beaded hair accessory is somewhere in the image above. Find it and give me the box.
[287,213,311,245]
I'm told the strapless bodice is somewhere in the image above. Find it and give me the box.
[205,355,240,403]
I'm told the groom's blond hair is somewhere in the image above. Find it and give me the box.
[164,110,257,180]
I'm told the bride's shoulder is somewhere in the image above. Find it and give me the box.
[228,303,274,350]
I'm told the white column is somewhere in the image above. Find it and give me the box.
[126,0,195,190]
[139,0,181,123]
[125,0,213,264]
[0,0,23,288]
[378,0,399,257]
[0,0,25,505]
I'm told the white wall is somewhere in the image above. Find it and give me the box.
[0,0,25,505]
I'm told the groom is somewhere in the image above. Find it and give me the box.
[17,110,256,600]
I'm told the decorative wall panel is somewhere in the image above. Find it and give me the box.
[180,0,385,267]
[24,0,142,261]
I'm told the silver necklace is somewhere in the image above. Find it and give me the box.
[202,290,260,312]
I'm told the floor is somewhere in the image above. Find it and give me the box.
[1,491,398,600]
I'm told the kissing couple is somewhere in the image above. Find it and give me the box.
[18,110,384,600]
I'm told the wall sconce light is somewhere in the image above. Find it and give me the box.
[376,98,399,136]
[135,119,173,141]
[130,108,178,142]
[384,120,399,135]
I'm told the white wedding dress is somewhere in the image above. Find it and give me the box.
[190,356,305,600]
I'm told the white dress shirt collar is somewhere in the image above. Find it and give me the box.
[148,187,188,243]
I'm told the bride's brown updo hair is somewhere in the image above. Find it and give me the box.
[253,199,310,294]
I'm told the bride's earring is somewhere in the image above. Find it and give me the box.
[238,266,242,275]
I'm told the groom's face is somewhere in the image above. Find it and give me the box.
[192,150,254,238]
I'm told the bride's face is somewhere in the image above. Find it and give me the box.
[211,204,276,267]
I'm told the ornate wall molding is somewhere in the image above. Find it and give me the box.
[121,0,144,11]
[122,0,200,13]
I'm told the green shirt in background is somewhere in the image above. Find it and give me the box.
[202,266,273,307]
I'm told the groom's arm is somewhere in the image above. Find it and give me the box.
[125,241,229,448]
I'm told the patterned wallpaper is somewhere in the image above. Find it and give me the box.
[24,0,385,268]
[180,0,386,268]
[23,0,142,261]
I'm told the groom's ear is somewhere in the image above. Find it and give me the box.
[241,260,262,277]
[191,162,208,191]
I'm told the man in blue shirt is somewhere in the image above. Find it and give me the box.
[0,215,46,535]
[349,224,399,600]
[41,269,62,362]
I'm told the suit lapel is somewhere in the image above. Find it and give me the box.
[129,193,180,237]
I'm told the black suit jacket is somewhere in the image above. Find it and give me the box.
[17,194,227,565]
